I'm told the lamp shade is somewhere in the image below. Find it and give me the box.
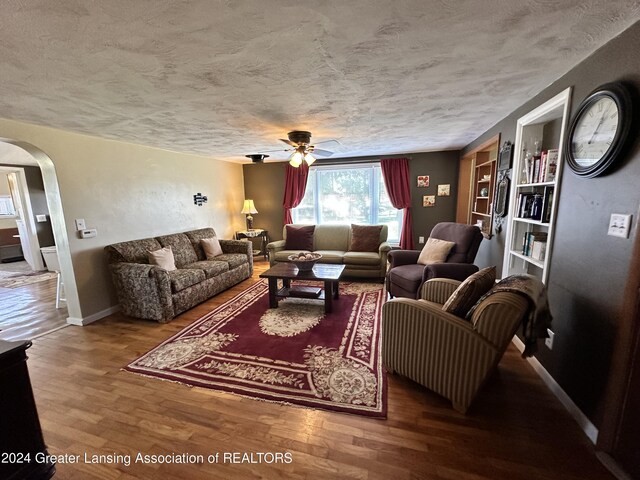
[240,199,258,214]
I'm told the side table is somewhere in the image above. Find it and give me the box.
[235,229,269,260]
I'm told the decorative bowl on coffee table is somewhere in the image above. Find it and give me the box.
[287,253,322,271]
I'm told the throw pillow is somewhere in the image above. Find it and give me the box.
[285,225,315,251]
[349,224,383,252]
[201,237,223,259]
[442,266,497,317]
[417,237,456,265]
[147,246,177,271]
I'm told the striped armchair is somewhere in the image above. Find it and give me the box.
[382,278,528,413]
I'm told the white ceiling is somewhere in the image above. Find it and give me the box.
[1,1,639,163]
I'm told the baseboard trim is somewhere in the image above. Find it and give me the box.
[512,336,599,444]
[66,305,120,326]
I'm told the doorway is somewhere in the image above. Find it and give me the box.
[0,140,79,339]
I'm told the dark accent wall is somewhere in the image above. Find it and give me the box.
[462,21,640,429]
[243,151,460,246]
[0,164,55,248]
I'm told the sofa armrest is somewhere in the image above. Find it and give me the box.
[382,298,499,412]
[379,241,392,253]
[109,262,173,322]
[388,249,421,268]
[220,239,252,255]
[266,240,286,265]
[420,278,461,304]
[423,263,479,282]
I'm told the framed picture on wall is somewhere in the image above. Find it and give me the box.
[423,195,435,207]
[437,184,450,196]
[417,175,430,187]
[498,140,513,170]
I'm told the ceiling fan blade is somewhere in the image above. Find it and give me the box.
[314,139,342,149]
[311,148,333,157]
[259,147,293,154]
[280,139,297,147]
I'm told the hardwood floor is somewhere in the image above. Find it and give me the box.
[0,276,68,341]
[21,260,612,479]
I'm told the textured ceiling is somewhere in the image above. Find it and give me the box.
[1,1,639,163]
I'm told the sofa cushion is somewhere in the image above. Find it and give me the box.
[285,225,315,251]
[314,225,351,251]
[156,233,198,267]
[167,268,206,293]
[417,237,456,265]
[442,266,496,317]
[343,251,381,266]
[201,237,223,259]
[147,246,177,271]
[184,260,229,279]
[184,228,218,261]
[349,224,383,252]
[215,253,248,269]
[313,250,346,264]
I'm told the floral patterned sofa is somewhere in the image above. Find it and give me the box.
[104,228,252,322]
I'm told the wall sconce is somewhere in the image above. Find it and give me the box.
[193,193,208,206]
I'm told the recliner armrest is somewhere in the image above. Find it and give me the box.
[388,249,421,267]
[423,263,479,282]
[420,278,461,303]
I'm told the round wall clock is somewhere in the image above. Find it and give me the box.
[564,82,633,178]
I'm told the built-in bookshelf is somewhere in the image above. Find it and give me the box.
[458,134,499,239]
[502,88,572,284]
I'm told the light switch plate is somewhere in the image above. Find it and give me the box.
[36,214,47,222]
[75,218,86,231]
[418,236,425,244]
[608,213,632,238]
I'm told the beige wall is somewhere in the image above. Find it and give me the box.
[0,118,246,320]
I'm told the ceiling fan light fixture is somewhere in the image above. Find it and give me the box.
[289,151,303,167]
[304,152,316,165]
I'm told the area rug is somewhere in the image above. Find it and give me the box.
[0,271,58,288]
[126,279,387,417]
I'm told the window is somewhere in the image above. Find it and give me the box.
[292,163,403,244]
[0,196,16,217]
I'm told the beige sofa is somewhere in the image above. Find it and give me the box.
[266,224,390,279]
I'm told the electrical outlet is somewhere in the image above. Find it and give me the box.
[545,329,555,349]
[418,236,425,244]
[36,214,47,222]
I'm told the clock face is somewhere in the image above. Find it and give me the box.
[570,96,619,167]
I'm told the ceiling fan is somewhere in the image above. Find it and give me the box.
[276,131,337,167]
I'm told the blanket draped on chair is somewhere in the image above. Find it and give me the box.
[468,274,552,357]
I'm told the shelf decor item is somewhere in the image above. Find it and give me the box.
[565,82,633,178]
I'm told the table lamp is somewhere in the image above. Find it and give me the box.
[241,199,258,230]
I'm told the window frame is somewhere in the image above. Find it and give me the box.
[292,162,402,244]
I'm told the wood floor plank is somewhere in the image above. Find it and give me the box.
[15,259,613,479]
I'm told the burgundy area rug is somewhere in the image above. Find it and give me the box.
[126,279,387,417]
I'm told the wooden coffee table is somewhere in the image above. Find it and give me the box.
[259,263,346,313]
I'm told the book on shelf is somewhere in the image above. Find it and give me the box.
[531,240,547,261]
[538,151,548,183]
[522,231,547,257]
[541,186,554,223]
[545,149,558,182]
[517,193,535,218]
[532,155,541,184]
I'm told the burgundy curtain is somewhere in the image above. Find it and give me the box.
[282,161,310,224]
[380,157,414,249]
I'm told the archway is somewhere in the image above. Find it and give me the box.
[0,138,81,321]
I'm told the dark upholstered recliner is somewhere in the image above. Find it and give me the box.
[386,222,483,299]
